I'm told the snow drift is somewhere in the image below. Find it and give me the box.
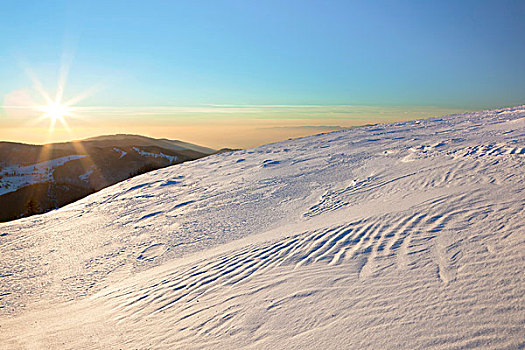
[1,106,524,349]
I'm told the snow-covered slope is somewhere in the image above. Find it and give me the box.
[1,106,524,349]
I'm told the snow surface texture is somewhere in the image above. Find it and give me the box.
[0,155,87,195]
[0,107,524,349]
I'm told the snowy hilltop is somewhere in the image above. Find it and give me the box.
[1,106,524,349]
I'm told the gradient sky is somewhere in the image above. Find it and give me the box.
[1,0,524,148]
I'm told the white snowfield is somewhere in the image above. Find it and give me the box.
[0,155,87,195]
[1,107,524,349]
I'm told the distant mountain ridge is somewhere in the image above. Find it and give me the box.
[0,135,215,222]
[83,134,216,154]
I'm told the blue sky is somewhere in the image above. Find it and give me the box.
[0,1,524,147]
[2,0,524,107]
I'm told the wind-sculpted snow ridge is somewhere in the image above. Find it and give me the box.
[1,106,524,349]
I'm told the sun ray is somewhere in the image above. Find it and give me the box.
[56,50,76,105]
[63,83,104,107]
[23,66,54,106]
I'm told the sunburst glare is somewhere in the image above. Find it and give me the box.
[38,101,73,125]
[13,57,101,137]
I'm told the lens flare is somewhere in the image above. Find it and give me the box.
[38,101,72,123]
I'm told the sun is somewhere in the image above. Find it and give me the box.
[38,101,72,123]
[34,99,77,135]
[3,52,104,141]
[17,54,102,136]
